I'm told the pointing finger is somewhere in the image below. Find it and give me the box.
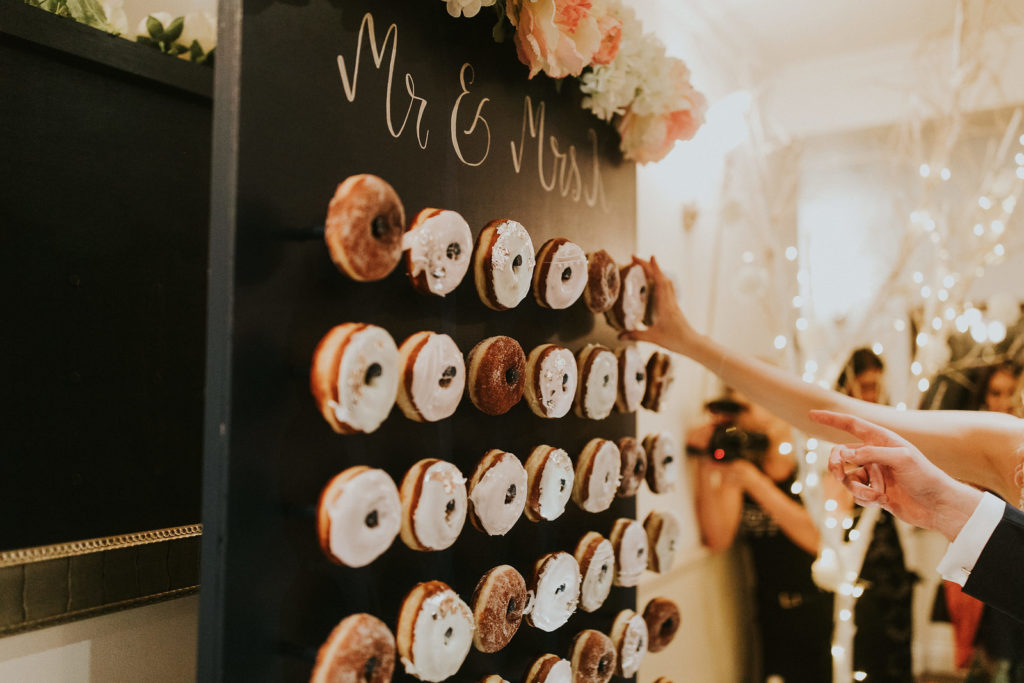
[808,410,907,448]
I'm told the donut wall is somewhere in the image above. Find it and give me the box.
[201,0,678,681]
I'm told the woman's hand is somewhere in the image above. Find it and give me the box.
[710,458,761,490]
[618,255,701,356]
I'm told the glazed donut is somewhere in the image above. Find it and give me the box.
[466,336,526,416]
[311,323,399,434]
[324,174,405,281]
[570,629,617,683]
[523,445,575,522]
[644,510,681,573]
[572,438,622,513]
[399,459,468,552]
[609,518,648,587]
[615,437,647,498]
[642,597,681,653]
[643,432,681,494]
[311,613,396,683]
[615,346,647,413]
[573,531,615,613]
[610,609,649,678]
[316,466,401,567]
[532,238,588,309]
[526,551,581,632]
[470,564,531,653]
[574,344,618,420]
[473,219,536,310]
[467,450,527,536]
[524,344,578,419]
[396,580,475,682]
[396,331,465,422]
[605,263,649,331]
[583,250,621,314]
[642,351,674,411]
[525,654,572,683]
[403,208,473,296]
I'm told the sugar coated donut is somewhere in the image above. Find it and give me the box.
[317,466,401,568]
[532,238,588,309]
[403,208,473,296]
[574,531,615,613]
[524,344,578,419]
[574,344,618,420]
[615,346,647,413]
[615,437,647,498]
[643,432,681,494]
[643,597,681,653]
[473,219,536,310]
[466,336,526,416]
[609,518,648,587]
[397,580,475,682]
[311,613,396,683]
[570,629,617,683]
[526,551,580,632]
[311,323,399,434]
[642,351,674,411]
[523,445,574,522]
[399,459,468,552]
[397,331,465,422]
[610,609,649,678]
[324,174,405,281]
[467,450,527,536]
[583,250,621,314]
[605,264,649,331]
[572,438,621,513]
[470,564,531,653]
[525,654,572,683]
[644,510,681,573]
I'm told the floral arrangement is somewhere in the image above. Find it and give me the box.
[443,0,707,164]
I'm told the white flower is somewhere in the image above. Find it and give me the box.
[100,0,127,35]
[442,0,496,18]
[180,11,217,52]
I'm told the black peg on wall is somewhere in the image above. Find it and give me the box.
[274,225,325,241]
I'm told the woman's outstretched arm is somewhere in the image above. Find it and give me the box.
[622,256,1024,503]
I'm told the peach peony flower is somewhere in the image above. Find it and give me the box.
[507,0,603,79]
[617,89,707,164]
[591,12,622,65]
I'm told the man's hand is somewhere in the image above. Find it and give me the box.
[809,409,983,541]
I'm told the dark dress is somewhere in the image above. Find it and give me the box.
[740,478,834,683]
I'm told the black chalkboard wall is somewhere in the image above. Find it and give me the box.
[201,0,638,681]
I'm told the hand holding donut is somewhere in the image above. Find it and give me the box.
[618,256,699,356]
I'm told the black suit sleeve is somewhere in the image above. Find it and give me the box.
[963,503,1024,623]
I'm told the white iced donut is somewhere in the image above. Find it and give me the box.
[396,332,465,422]
[526,552,581,632]
[317,466,401,567]
[574,345,618,420]
[397,581,475,682]
[532,238,588,309]
[610,518,648,587]
[524,344,578,419]
[400,459,468,552]
[610,609,649,678]
[644,511,681,573]
[467,450,528,536]
[311,323,400,434]
[403,208,473,296]
[643,432,681,494]
[572,438,621,513]
[524,445,575,522]
[525,655,572,683]
[574,531,615,613]
[615,346,646,413]
[473,219,536,310]
[606,264,649,331]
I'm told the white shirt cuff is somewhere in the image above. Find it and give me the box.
[936,492,1005,586]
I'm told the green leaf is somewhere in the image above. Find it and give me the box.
[66,0,113,31]
[145,15,164,39]
[163,16,184,42]
[136,35,158,48]
[189,39,204,61]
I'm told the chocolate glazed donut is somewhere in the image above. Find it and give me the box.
[570,629,617,683]
[643,597,681,653]
[466,336,527,415]
[583,250,621,314]
[471,565,530,653]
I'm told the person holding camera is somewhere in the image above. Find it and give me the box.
[688,390,843,683]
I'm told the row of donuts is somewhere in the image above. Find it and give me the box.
[310,555,681,682]
[322,174,651,327]
[311,323,675,434]
[318,436,682,568]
